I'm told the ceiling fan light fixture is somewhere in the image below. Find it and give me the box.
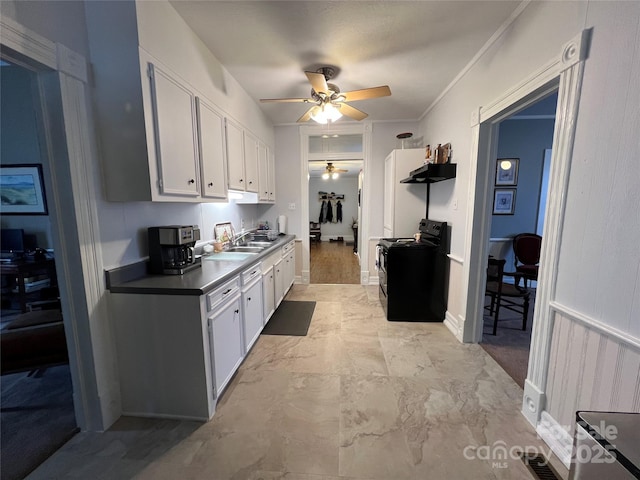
[322,172,330,180]
[310,103,342,124]
[332,172,339,179]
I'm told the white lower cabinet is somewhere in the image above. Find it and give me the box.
[241,265,263,352]
[207,278,243,398]
[274,257,285,308]
[262,266,275,323]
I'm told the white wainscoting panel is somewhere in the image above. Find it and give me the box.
[545,308,640,435]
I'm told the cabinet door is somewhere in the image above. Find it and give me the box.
[197,98,227,199]
[208,296,243,396]
[268,149,276,202]
[285,251,295,292]
[262,266,275,323]
[257,142,269,202]
[226,118,245,190]
[149,64,199,196]
[242,278,264,352]
[273,258,285,308]
[243,132,259,193]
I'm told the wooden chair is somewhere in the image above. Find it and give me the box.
[485,257,531,335]
[309,222,321,245]
[512,233,542,288]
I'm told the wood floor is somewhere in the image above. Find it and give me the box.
[310,241,360,284]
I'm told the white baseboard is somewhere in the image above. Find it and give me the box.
[444,311,463,342]
[536,411,573,469]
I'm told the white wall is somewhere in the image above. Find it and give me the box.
[417,0,640,447]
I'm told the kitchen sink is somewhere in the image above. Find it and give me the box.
[246,241,273,247]
[204,251,257,261]
[226,246,264,253]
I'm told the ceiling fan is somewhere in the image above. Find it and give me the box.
[260,67,391,124]
[322,162,348,179]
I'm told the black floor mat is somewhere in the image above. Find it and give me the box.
[261,300,315,336]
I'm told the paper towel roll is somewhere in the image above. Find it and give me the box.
[278,215,287,234]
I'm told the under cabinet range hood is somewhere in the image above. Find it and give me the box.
[400,163,457,184]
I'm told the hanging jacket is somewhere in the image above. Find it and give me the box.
[326,200,333,223]
[319,200,327,223]
[336,200,343,223]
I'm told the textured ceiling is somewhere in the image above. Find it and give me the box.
[170,1,522,125]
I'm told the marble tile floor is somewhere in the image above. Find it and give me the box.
[28,285,569,480]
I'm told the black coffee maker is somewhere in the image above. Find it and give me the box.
[148,225,201,275]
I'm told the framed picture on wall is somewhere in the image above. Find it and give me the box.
[0,164,48,215]
[495,158,519,185]
[493,188,516,215]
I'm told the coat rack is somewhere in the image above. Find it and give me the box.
[318,192,345,201]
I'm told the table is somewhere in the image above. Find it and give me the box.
[0,258,56,312]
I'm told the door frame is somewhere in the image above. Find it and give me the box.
[457,29,591,428]
[299,123,371,284]
[1,16,115,430]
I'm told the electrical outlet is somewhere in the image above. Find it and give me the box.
[288,203,296,210]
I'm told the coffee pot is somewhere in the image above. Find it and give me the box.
[148,225,201,275]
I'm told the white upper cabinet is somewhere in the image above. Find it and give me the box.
[268,149,276,202]
[85,1,275,203]
[226,118,245,191]
[243,131,259,193]
[149,64,200,197]
[196,98,227,200]
[258,142,269,202]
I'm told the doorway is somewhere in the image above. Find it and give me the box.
[480,92,558,389]
[0,59,78,480]
[309,159,362,284]
[299,124,372,285]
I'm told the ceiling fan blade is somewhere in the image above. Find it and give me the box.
[305,71,329,95]
[341,85,391,102]
[334,168,349,173]
[260,97,313,103]
[338,102,368,121]
[297,106,317,123]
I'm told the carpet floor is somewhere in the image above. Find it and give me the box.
[1,365,78,480]
[480,292,535,389]
[261,300,316,336]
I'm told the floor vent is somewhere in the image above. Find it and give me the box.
[519,451,562,480]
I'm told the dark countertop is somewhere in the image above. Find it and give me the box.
[106,234,296,296]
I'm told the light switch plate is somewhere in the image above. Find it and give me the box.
[288,203,296,210]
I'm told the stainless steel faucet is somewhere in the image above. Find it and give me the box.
[232,230,253,246]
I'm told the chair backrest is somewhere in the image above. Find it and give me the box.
[487,257,506,284]
[513,233,542,267]
[310,222,320,229]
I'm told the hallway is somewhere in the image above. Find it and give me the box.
[310,241,360,284]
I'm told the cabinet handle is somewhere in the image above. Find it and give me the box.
[248,297,252,302]
[249,181,253,184]
[239,179,243,183]
[222,288,232,295]
[234,309,239,314]
[208,182,213,187]
[188,179,195,184]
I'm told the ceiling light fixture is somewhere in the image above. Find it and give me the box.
[322,172,330,180]
[310,103,342,124]
[332,172,339,179]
